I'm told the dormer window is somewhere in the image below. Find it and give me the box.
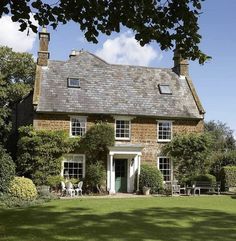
[68,78,80,88]
[159,84,172,94]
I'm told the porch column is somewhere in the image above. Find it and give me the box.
[136,155,141,192]
[109,154,114,194]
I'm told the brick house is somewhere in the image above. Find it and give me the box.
[17,29,205,194]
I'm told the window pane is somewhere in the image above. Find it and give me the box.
[68,78,80,87]
[115,120,130,139]
[159,84,172,94]
[71,117,86,137]
[63,156,84,179]
[158,122,172,141]
[158,157,171,182]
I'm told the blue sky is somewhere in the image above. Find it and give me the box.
[0,1,235,135]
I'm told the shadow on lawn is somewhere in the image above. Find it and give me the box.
[0,203,236,241]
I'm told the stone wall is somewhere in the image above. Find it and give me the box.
[34,113,203,163]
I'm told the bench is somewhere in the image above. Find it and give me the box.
[192,181,221,195]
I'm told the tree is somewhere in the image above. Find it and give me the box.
[162,133,212,183]
[0,145,15,193]
[204,120,236,179]
[0,0,210,63]
[205,120,236,151]
[16,125,80,185]
[210,150,236,179]
[0,46,35,145]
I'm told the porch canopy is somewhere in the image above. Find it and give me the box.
[107,144,143,194]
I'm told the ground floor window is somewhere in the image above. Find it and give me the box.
[157,157,172,182]
[62,154,85,179]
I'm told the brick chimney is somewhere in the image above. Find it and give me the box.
[37,27,50,66]
[173,48,189,76]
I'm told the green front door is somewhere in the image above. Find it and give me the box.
[115,159,127,193]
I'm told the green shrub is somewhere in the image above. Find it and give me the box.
[46,175,64,190]
[220,166,236,191]
[16,125,80,185]
[66,178,79,185]
[139,164,163,193]
[85,161,106,193]
[0,146,15,193]
[9,177,37,201]
[80,122,114,163]
[0,192,58,208]
[0,193,35,208]
[162,133,212,183]
[210,150,236,179]
[192,174,216,185]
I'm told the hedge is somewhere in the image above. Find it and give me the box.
[220,166,236,191]
[0,146,15,193]
[192,174,216,185]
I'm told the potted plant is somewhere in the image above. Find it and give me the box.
[139,164,163,195]
[142,186,151,195]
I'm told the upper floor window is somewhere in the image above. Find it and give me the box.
[158,157,172,182]
[70,116,87,137]
[157,121,172,142]
[115,119,131,140]
[68,78,80,88]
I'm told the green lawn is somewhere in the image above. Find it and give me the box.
[0,195,236,241]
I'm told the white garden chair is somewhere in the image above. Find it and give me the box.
[61,181,67,196]
[65,181,75,197]
[75,181,83,196]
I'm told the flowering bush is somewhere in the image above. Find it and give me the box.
[9,177,37,201]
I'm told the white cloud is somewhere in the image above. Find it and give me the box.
[95,32,162,66]
[0,15,37,52]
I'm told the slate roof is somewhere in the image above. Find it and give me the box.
[36,51,203,119]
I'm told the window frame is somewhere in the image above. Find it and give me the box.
[157,156,173,183]
[158,84,172,95]
[114,117,131,141]
[67,78,80,88]
[157,120,172,142]
[70,116,87,137]
[61,154,86,179]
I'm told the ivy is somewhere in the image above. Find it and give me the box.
[80,121,115,164]
[81,121,114,193]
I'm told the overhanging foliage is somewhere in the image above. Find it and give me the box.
[0,0,210,63]
[0,46,35,145]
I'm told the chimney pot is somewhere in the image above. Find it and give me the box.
[69,50,77,58]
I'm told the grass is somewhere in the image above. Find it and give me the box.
[0,195,236,241]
